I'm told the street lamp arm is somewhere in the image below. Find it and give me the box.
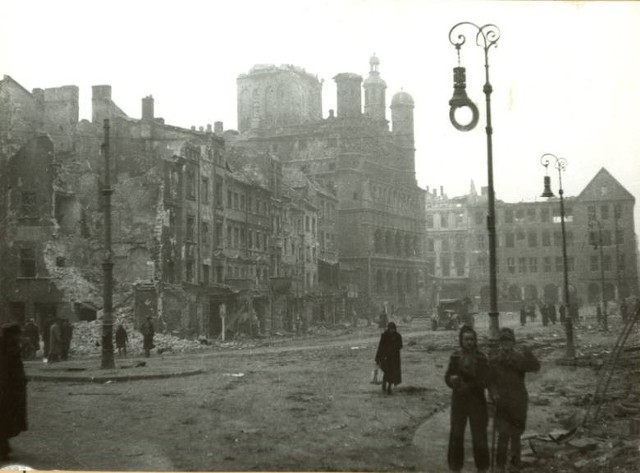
[448,22,501,52]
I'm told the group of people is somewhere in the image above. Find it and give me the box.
[519,301,577,327]
[20,317,74,362]
[374,321,540,473]
[445,325,540,473]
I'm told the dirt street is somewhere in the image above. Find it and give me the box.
[7,313,640,472]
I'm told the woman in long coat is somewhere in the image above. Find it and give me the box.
[0,323,28,461]
[489,327,540,471]
[445,325,490,473]
[375,322,402,394]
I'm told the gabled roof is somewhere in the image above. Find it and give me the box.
[0,75,34,98]
[577,167,635,202]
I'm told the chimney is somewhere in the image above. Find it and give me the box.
[333,73,362,119]
[142,95,154,121]
[214,121,223,133]
[440,186,444,197]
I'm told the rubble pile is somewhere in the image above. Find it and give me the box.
[69,320,211,357]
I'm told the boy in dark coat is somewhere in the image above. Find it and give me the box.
[115,324,128,357]
[140,316,155,358]
[445,325,490,473]
[0,323,28,461]
[489,327,540,472]
[375,322,402,394]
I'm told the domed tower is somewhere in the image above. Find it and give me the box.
[391,90,415,174]
[363,54,387,122]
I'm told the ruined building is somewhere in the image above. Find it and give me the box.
[0,75,314,336]
[231,56,429,313]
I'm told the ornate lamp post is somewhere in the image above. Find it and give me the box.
[540,153,576,359]
[448,22,501,342]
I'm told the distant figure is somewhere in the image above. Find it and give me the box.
[23,319,40,355]
[549,304,557,325]
[0,322,28,461]
[375,322,403,395]
[115,324,128,357]
[140,316,155,358]
[559,304,566,324]
[378,304,388,329]
[48,318,63,362]
[541,303,549,327]
[60,318,73,360]
[489,328,541,472]
[519,304,526,327]
[42,315,53,359]
[445,325,490,473]
[620,298,628,323]
[596,304,603,326]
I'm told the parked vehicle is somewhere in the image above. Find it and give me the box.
[431,297,476,330]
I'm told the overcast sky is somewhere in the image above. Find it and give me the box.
[2,0,640,235]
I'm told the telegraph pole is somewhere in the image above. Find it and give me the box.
[101,119,115,369]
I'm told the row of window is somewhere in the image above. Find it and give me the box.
[427,203,625,230]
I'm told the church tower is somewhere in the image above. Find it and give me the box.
[391,90,415,177]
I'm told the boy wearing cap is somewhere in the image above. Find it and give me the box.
[489,327,540,472]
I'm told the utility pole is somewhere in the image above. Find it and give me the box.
[101,119,115,369]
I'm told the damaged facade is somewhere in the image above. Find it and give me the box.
[0,72,346,336]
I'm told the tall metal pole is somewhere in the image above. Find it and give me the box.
[101,119,115,369]
[541,153,575,359]
[448,22,501,342]
[591,218,608,331]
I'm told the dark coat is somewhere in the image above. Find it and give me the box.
[0,327,28,440]
[489,345,540,434]
[375,330,402,385]
[445,347,490,401]
[140,320,155,350]
[115,326,128,348]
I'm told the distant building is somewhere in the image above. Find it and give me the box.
[232,56,429,314]
[425,169,638,312]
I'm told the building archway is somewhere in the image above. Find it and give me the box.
[588,283,600,303]
[544,284,558,304]
[524,285,538,301]
[604,282,616,301]
[508,285,521,301]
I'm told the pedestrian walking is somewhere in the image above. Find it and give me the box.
[596,303,602,327]
[378,304,388,329]
[60,318,73,360]
[489,328,540,472]
[445,325,490,473]
[42,315,53,360]
[140,316,155,358]
[519,304,526,327]
[47,318,63,362]
[374,322,402,395]
[620,298,628,322]
[115,323,128,357]
[541,303,549,327]
[559,303,566,324]
[549,304,557,325]
[0,322,28,462]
